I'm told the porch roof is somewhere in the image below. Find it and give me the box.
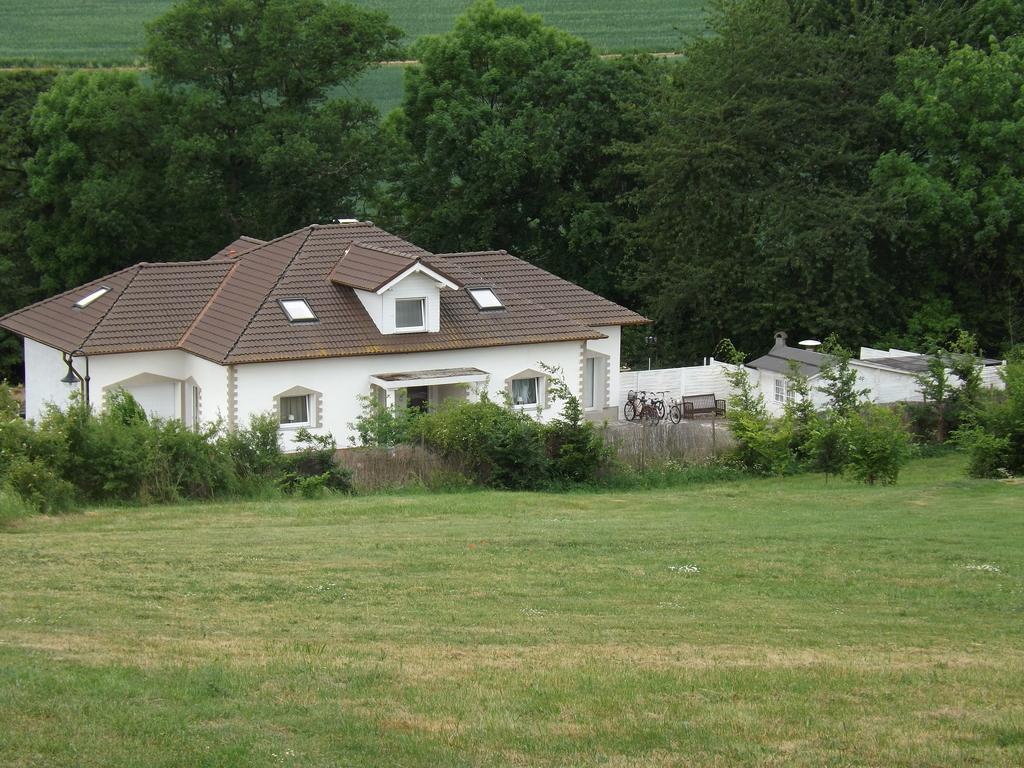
[369,367,489,389]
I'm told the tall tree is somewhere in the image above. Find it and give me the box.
[872,35,1024,348]
[628,0,900,362]
[25,72,180,293]
[145,0,402,239]
[0,70,55,382]
[388,0,662,297]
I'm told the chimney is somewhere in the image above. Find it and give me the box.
[774,331,788,347]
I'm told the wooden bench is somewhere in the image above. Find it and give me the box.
[681,393,726,419]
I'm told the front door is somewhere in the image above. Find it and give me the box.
[407,385,430,412]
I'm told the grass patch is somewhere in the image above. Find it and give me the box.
[0,0,706,67]
[1,454,1022,766]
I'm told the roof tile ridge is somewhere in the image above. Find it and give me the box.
[347,239,424,260]
[78,264,145,353]
[0,262,141,325]
[177,256,247,355]
[438,249,646,322]
[222,227,315,363]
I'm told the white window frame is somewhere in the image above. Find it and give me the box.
[279,394,311,428]
[774,377,786,403]
[468,287,504,310]
[394,297,427,332]
[73,286,110,308]
[279,298,318,323]
[584,356,596,409]
[510,376,542,408]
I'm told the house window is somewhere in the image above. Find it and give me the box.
[774,377,795,404]
[468,287,503,310]
[395,298,426,331]
[279,394,310,426]
[510,376,540,407]
[280,299,317,323]
[584,357,596,409]
[191,386,201,430]
[73,286,110,308]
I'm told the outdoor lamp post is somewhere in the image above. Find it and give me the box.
[60,352,89,402]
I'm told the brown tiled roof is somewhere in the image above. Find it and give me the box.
[0,222,648,364]
[210,236,266,260]
[438,250,648,327]
[0,265,140,354]
[86,261,233,354]
[329,243,428,291]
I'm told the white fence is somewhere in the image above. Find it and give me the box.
[619,359,742,407]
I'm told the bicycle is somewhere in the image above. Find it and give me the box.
[623,389,646,422]
[668,396,684,424]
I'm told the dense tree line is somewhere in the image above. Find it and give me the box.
[1,0,1022,382]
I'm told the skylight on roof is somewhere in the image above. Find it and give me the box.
[280,299,317,322]
[468,288,503,310]
[73,286,110,308]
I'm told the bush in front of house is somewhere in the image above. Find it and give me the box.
[844,406,915,485]
[0,387,356,517]
[278,428,353,497]
[953,352,1023,477]
[410,394,549,489]
[403,391,613,490]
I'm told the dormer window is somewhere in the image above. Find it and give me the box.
[280,299,317,323]
[73,286,110,308]
[395,298,426,332]
[468,288,503,310]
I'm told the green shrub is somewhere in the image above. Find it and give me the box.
[0,485,33,526]
[809,415,850,479]
[844,406,914,485]
[953,353,1023,477]
[3,456,76,514]
[0,382,20,419]
[148,419,237,501]
[350,393,419,447]
[279,429,352,495]
[717,339,785,474]
[545,396,612,483]
[411,395,550,489]
[219,412,283,485]
[953,426,1012,478]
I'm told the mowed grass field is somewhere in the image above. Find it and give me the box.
[1,454,1023,766]
[0,0,705,66]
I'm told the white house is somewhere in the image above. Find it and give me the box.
[748,332,1005,417]
[1,221,647,447]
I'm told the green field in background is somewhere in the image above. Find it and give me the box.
[0,0,706,66]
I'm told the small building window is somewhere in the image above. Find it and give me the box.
[74,286,110,308]
[395,298,426,331]
[774,378,786,403]
[510,376,540,407]
[280,299,317,323]
[468,288,503,310]
[279,394,310,426]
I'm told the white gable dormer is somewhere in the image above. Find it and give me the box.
[354,262,459,335]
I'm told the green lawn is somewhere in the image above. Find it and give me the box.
[1,455,1022,766]
[0,0,705,66]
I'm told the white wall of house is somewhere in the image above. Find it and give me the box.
[86,350,229,425]
[24,339,76,421]
[235,339,593,448]
[585,326,621,416]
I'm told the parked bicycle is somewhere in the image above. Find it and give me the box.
[668,396,684,424]
[624,389,663,423]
